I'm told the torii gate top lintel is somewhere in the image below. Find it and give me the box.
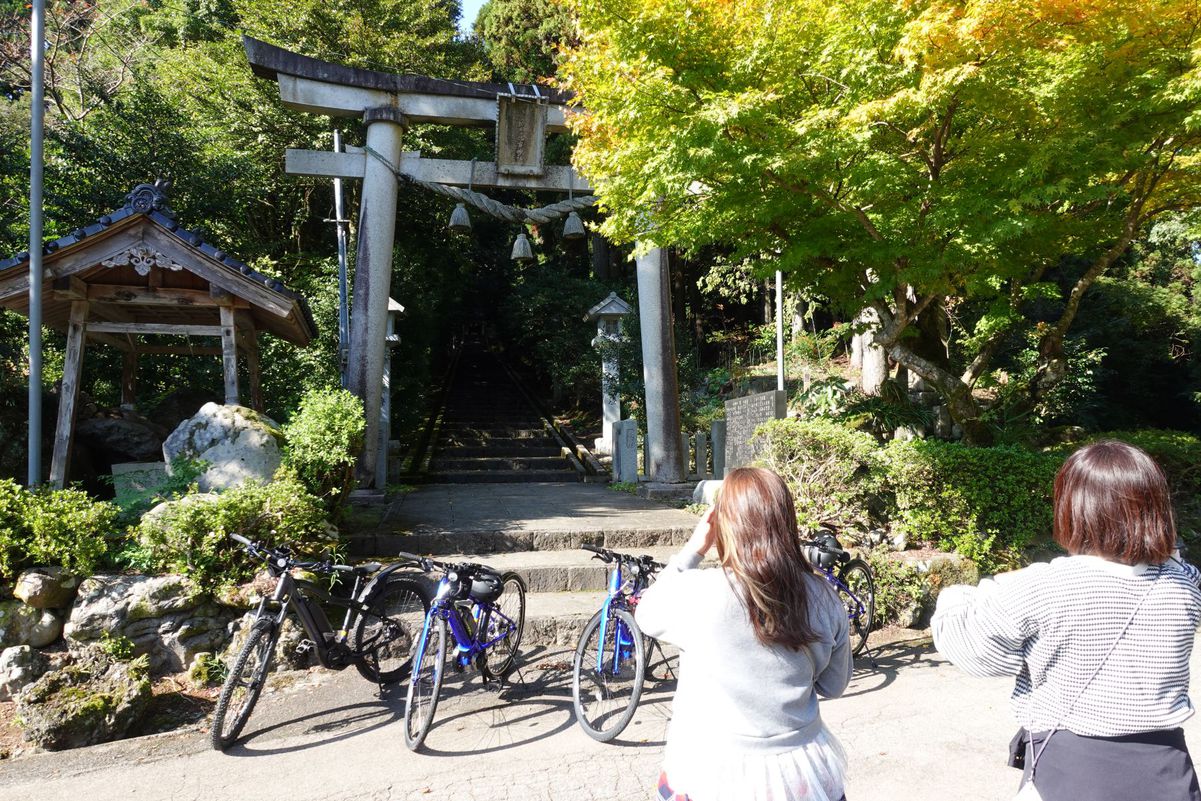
[242,36,574,129]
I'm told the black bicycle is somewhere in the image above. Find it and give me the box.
[802,532,877,662]
[211,533,430,750]
[571,545,665,742]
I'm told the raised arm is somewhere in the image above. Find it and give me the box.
[932,577,1029,678]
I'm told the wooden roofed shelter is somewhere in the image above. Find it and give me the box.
[0,181,317,488]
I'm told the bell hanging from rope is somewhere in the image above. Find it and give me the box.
[562,210,586,242]
[511,232,535,263]
[448,202,472,234]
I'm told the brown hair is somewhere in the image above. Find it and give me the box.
[1053,440,1176,565]
[712,467,820,650]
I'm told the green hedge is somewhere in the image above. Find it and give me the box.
[131,473,334,589]
[282,388,366,514]
[753,418,881,530]
[0,479,120,582]
[878,440,1061,571]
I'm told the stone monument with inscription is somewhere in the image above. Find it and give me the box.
[723,390,787,470]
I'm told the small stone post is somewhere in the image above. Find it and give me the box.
[585,292,633,455]
[711,420,726,479]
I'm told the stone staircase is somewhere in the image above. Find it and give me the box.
[418,338,583,484]
[349,483,700,647]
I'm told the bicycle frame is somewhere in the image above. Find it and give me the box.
[413,576,518,671]
[817,565,868,623]
[255,570,377,671]
[594,561,642,674]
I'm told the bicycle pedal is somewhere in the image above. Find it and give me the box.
[295,639,316,656]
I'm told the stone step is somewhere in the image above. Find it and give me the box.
[403,546,689,593]
[415,470,583,484]
[525,591,601,646]
[436,444,563,458]
[438,425,550,437]
[436,434,560,449]
[428,456,572,472]
[349,522,692,557]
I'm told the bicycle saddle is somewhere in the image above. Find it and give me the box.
[332,561,382,576]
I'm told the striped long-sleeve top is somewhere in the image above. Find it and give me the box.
[932,554,1201,737]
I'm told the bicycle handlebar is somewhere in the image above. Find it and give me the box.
[228,532,335,574]
[580,544,664,571]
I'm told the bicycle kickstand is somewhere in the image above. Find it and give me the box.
[861,640,879,670]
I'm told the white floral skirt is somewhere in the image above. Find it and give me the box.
[658,724,848,801]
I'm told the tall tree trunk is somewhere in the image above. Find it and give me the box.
[858,308,887,395]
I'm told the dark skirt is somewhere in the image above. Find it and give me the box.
[1020,728,1201,801]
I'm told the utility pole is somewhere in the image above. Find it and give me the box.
[27,0,45,486]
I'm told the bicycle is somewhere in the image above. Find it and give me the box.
[802,532,877,665]
[571,544,666,743]
[211,533,430,750]
[399,551,526,751]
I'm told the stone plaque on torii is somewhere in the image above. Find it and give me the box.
[242,37,686,486]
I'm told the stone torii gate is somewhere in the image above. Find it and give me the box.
[243,37,686,486]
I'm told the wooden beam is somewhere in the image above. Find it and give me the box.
[49,300,88,488]
[85,284,246,309]
[220,305,240,405]
[51,275,87,300]
[120,351,137,409]
[236,311,264,413]
[84,332,134,351]
[86,322,223,336]
[276,74,571,131]
[133,345,224,356]
[285,149,593,192]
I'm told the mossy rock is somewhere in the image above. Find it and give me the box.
[15,647,152,750]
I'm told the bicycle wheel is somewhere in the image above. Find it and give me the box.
[211,617,278,750]
[485,572,526,679]
[572,608,646,742]
[403,615,447,751]
[838,558,876,657]
[352,577,430,684]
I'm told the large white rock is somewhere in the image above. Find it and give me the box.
[162,403,284,491]
[65,574,235,674]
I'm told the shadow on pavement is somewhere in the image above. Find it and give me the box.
[227,689,406,757]
[840,636,940,700]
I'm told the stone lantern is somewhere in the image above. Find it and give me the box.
[585,291,633,455]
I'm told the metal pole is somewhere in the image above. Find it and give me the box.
[27,0,45,487]
[333,130,350,388]
[775,270,785,392]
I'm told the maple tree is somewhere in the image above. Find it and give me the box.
[561,0,1201,442]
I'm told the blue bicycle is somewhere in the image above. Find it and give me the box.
[802,533,877,663]
[399,552,526,751]
[571,544,665,742]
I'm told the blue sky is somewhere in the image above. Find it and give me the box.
[459,0,487,35]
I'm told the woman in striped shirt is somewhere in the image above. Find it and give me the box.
[933,440,1201,801]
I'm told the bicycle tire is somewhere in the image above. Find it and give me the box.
[838,558,876,657]
[351,577,430,684]
[572,608,646,742]
[403,615,447,751]
[485,572,526,679]
[211,617,278,750]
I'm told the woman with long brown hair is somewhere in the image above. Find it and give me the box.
[933,440,1201,800]
[636,467,852,801]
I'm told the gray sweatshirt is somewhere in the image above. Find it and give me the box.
[635,548,853,754]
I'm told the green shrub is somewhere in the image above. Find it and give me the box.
[879,441,1061,571]
[753,418,881,530]
[282,388,366,513]
[134,473,334,589]
[0,478,119,582]
[862,548,926,628]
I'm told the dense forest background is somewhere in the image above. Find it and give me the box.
[1,0,1200,486]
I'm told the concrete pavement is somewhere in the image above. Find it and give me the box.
[6,633,1178,801]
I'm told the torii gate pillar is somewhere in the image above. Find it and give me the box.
[348,106,406,482]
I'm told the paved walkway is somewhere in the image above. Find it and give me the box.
[9,634,1198,800]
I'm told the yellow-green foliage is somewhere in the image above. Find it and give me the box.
[282,388,365,512]
[753,418,881,530]
[133,473,332,589]
[0,479,119,582]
